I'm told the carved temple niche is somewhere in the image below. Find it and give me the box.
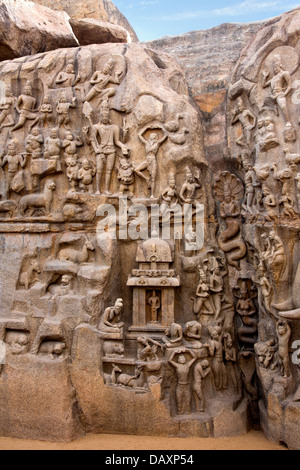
[227,9,300,449]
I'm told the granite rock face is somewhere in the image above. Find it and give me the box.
[69,18,130,45]
[0,0,79,61]
[31,0,138,42]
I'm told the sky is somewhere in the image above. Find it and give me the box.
[114,0,300,41]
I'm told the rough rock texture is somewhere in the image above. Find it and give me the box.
[70,18,129,45]
[0,41,251,442]
[0,0,79,61]
[146,22,264,172]
[31,0,138,42]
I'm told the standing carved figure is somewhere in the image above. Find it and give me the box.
[276,320,292,379]
[1,140,26,198]
[262,55,292,127]
[85,100,129,195]
[136,125,167,199]
[208,327,227,391]
[85,59,122,103]
[44,128,61,160]
[233,279,258,351]
[214,172,246,270]
[148,290,161,323]
[169,348,197,415]
[56,95,77,129]
[231,97,256,147]
[0,87,15,131]
[262,230,286,283]
[271,165,297,220]
[193,360,211,413]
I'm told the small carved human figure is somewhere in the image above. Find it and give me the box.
[0,140,26,198]
[117,158,135,197]
[169,348,197,415]
[209,264,224,320]
[98,298,125,334]
[262,186,278,222]
[185,227,199,255]
[62,131,83,161]
[262,55,292,127]
[78,159,96,193]
[241,153,261,218]
[234,279,258,351]
[262,230,286,283]
[193,267,210,317]
[256,112,279,152]
[180,167,202,205]
[85,58,122,102]
[271,165,297,219]
[193,360,211,413]
[55,62,80,88]
[223,334,240,391]
[56,95,77,128]
[44,128,61,160]
[255,339,277,370]
[0,87,15,131]
[25,128,44,159]
[231,97,256,147]
[257,264,273,311]
[30,95,54,129]
[137,335,164,362]
[66,155,80,192]
[12,82,38,131]
[89,100,129,195]
[162,323,183,348]
[56,275,75,296]
[184,321,207,350]
[136,125,168,199]
[160,174,179,216]
[276,320,292,379]
[148,290,161,323]
[209,327,227,390]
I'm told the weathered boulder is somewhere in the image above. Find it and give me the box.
[69,18,129,45]
[0,0,79,61]
[31,0,138,42]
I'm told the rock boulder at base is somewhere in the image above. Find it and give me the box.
[0,0,79,61]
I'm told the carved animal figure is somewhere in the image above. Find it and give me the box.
[58,238,95,264]
[19,180,56,217]
[0,200,17,218]
[19,259,41,290]
[103,342,125,358]
[39,341,66,360]
[117,365,148,389]
[104,364,122,385]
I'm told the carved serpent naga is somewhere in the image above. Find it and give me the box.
[233,278,258,350]
[214,171,247,270]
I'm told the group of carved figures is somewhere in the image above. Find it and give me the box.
[0,58,195,218]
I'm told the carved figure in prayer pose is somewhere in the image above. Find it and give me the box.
[169,348,197,415]
[162,323,183,348]
[39,96,53,127]
[1,140,26,198]
[13,82,38,131]
[137,336,164,362]
[98,298,124,334]
[148,290,161,323]
[85,59,122,102]
[78,159,96,193]
[118,158,135,197]
[136,125,168,199]
[44,128,61,160]
[25,128,43,159]
[234,279,258,351]
[209,327,227,390]
[241,153,261,218]
[0,87,15,131]
[193,360,211,412]
[55,62,80,88]
[223,334,240,390]
[262,55,292,127]
[66,155,80,192]
[231,97,256,147]
[277,320,292,379]
[56,95,77,128]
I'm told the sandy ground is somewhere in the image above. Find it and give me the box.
[0,431,287,450]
